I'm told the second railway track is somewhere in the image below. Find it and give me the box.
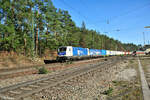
[0,56,125,100]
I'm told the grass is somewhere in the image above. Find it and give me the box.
[65,61,73,64]
[129,60,133,64]
[112,81,129,88]
[119,87,143,100]
[107,59,143,100]
[140,58,150,71]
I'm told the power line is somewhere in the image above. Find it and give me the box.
[57,0,98,29]
[80,2,150,25]
[79,0,150,34]
[56,0,150,42]
[143,32,145,46]
[101,2,150,34]
[58,0,87,20]
[79,0,90,11]
[108,2,150,24]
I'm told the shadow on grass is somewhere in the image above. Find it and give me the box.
[44,60,58,64]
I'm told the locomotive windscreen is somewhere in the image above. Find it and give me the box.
[58,47,66,52]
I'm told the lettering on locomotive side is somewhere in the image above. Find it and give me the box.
[78,50,84,55]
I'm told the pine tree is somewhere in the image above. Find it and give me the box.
[0,0,138,57]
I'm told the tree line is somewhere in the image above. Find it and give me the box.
[0,0,138,57]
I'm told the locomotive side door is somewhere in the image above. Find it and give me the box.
[66,46,73,57]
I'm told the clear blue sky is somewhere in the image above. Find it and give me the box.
[52,0,150,45]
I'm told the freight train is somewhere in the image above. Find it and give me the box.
[132,49,150,56]
[57,46,131,62]
[145,48,150,55]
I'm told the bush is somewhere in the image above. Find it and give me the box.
[65,61,73,64]
[103,87,113,95]
[38,67,49,74]
[130,60,133,63]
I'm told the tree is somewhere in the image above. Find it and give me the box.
[0,0,138,57]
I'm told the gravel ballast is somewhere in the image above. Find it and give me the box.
[30,60,129,100]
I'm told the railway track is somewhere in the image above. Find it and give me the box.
[0,62,59,80]
[0,57,114,80]
[0,57,125,100]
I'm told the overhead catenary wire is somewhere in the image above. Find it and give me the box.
[55,0,150,46]
[78,0,150,39]
[82,0,150,30]
[60,0,87,19]
[57,0,98,29]
[110,2,150,23]
[56,0,150,33]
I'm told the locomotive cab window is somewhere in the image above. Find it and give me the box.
[58,47,66,52]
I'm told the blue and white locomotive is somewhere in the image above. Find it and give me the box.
[57,46,88,61]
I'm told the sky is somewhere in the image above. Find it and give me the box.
[52,0,150,45]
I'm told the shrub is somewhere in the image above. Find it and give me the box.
[66,61,73,64]
[38,67,49,74]
[103,87,113,95]
[130,60,133,63]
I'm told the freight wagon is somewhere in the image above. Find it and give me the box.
[132,50,145,56]
[145,48,150,55]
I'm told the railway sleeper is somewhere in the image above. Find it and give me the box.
[9,91,22,95]
[20,87,32,91]
[28,85,40,88]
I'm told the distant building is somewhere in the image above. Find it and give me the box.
[143,45,150,55]
[144,45,150,50]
